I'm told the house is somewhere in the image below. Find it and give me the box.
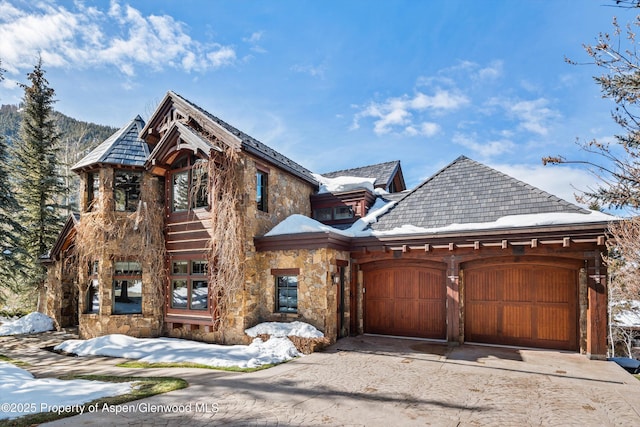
[43,91,614,359]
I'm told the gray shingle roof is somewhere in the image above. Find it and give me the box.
[372,156,590,231]
[72,116,148,171]
[323,160,401,188]
[169,92,317,186]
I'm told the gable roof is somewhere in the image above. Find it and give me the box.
[372,156,592,232]
[142,91,317,186]
[72,116,148,171]
[323,160,403,189]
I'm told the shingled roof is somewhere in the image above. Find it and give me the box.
[168,91,317,186]
[323,160,402,189]
[72,116,148,171]
[372,156,591,232]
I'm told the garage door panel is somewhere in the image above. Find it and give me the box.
[502,305,532,339]
[366,300,394,333]
[419,271,445,299]
[465,264,578,351]
[537,306,571,342]
[367,271,392,298]
[467,271,498,301]
[536,280,571,303]
[503,273,532,302]
[364,266,446,339]
[419,301,447,336]
[465,303,498,337]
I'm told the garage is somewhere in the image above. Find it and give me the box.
[464,262,578,350]
[363,264,446,339]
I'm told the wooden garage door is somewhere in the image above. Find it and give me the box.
[465,264,578,350]
[364,266,446,339]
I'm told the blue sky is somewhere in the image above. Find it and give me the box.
[0,0,630,210]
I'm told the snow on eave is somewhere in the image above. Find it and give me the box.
[264,199,397,238]
[312,173,376,194]
[367,211,617,238]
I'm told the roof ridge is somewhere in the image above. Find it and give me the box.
[322,159,400,176]
[168,91,317,185]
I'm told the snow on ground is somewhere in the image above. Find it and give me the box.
[55,334,301,369]
[245,321,324,338]
[613,300,640,328]
[0,312,54,336]
[0,362,132,420]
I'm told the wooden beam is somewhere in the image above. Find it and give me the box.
[501,240,508,249]
[402,244,408,253]
[563,237,571,247]
[474,241,480,250]
[531,238,538,248]
[424,243,430,252]
[597,235,605,246]
[449,242,455,251]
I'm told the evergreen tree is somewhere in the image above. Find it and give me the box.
[0,60,24,306]
[10,57,64,306]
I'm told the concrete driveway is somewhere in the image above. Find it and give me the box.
[2,331,640,426]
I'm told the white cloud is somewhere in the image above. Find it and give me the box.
[0,0,237,76]
[453,132,515,158]
[291,63,327,78]
[487,97,560,136]
[490,163,599,207]
[353,89,468,135]
[477,60,503,80]
[405,122,441,137]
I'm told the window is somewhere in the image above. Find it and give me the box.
[87,172,100,211]
[276,275,298,313]
[112,260,142,314]
[333,206,354,220]
[172,171,189,212]
[170,158,209,212]
[170,259,208,311]
[114,170,141,212]
[86,261,99,313]
[313,208,333,221]
[256,170,268,212]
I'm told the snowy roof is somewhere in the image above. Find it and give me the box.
[72,115,148,171]
[168,91,318,186]
[322,160,403,189]
[371,156,605,232]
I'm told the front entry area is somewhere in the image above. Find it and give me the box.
[363,264,446,339]
[464,261,579,351]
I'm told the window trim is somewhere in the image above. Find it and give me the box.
[169,161,209,214]
[273,268,299,314]
[85,260,99,314]
[168,257,210,314]
[112,260,143,315]
[113,169,142,212]
[256,169,268,212]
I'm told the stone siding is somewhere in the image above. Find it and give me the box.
[250,247,351,344]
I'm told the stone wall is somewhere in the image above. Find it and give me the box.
[250,247,351,344]
[76,168,165,339]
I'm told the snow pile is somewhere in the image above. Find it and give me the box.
[371,211,615,237]
[265,214,352,237]
[55,334,300,368]
[612,300,640,328]
[0,312,54,336]
[245,321,324,338]
[0,362,132,420]
[265,198,397,238]
[313,173,376,194]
